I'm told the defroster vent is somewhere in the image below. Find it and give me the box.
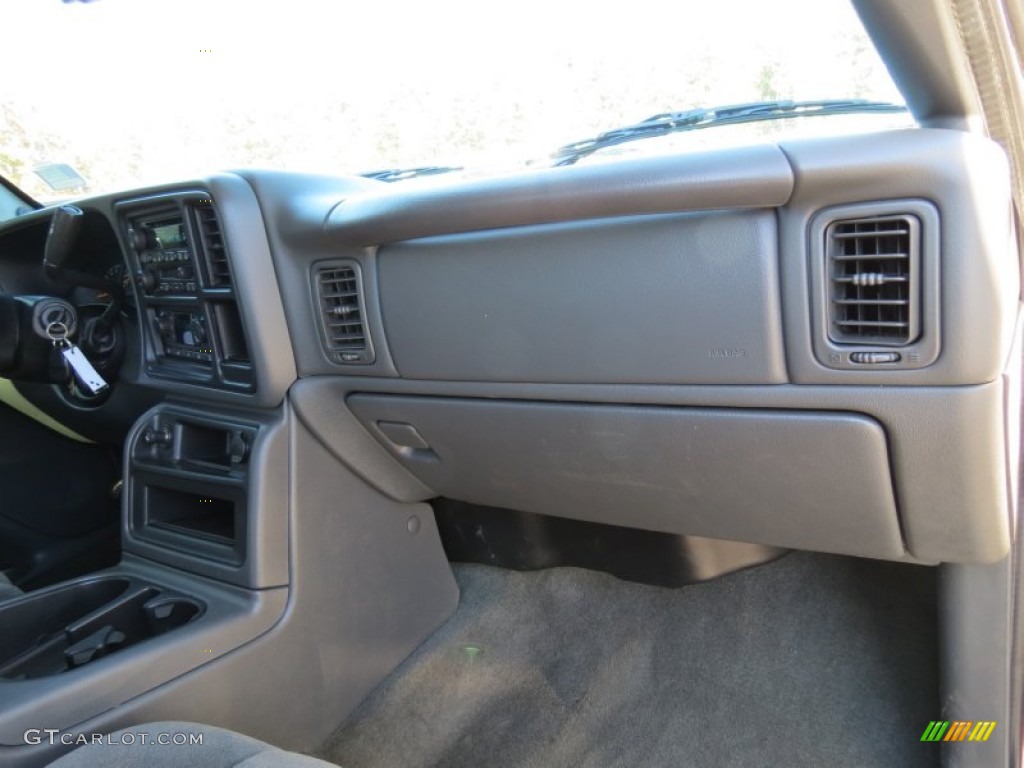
[827,215,920,345]
[316,263,373,365]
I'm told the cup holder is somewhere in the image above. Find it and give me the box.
[0,577,204,680]
[144,595,202,634]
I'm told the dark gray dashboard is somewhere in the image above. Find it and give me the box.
[0,127,1017,567]
[252,128,1018,567]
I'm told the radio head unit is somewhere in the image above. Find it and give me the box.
[128,213,197,296]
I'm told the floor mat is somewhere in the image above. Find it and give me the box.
[318,552,938,768]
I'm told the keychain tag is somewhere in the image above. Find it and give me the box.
[62,344,108,395]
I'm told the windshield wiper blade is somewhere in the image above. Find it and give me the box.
[359,165,463,183]
[551,99,909,166]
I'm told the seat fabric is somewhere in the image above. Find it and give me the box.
[47,721,337,767]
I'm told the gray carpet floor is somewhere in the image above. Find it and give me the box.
[319,552,938,768]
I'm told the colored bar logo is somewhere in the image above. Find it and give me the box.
[921,721,996,742]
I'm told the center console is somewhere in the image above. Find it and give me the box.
[0,397,292,756]
[0,576,202,680]
[112,186,291,589]
[119,192,254,391]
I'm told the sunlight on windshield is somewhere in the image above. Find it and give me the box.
[0,0,904,199]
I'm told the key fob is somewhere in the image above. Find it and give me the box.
[62,344,109,395]
[49,344,71,383]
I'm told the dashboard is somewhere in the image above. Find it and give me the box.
[0,127,1019,570]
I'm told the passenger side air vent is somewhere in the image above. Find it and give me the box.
[315,262,374,365]
[194,202,232,287]
[827,215,920,345]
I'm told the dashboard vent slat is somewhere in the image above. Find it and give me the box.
[316,264,373,364]
[194,202,232,287]
[827,215,920,346]
[832,228,910,240]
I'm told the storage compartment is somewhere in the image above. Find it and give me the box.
[211,301,256,387]
[211,301,251,364]
[347,395,906,559]
[130,473,247,566]
[177,421,235,467]
[0,576,203,680]
[146,486,235,543]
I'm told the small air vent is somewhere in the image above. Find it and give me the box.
[316,264,373,364]
[194,202,232,287]
[827,215,920,345]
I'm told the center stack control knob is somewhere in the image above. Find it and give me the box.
[156,311,174,337]
[127,226,154,253]
[137,269,158,292]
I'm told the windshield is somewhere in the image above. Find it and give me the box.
[1,0,907,201]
